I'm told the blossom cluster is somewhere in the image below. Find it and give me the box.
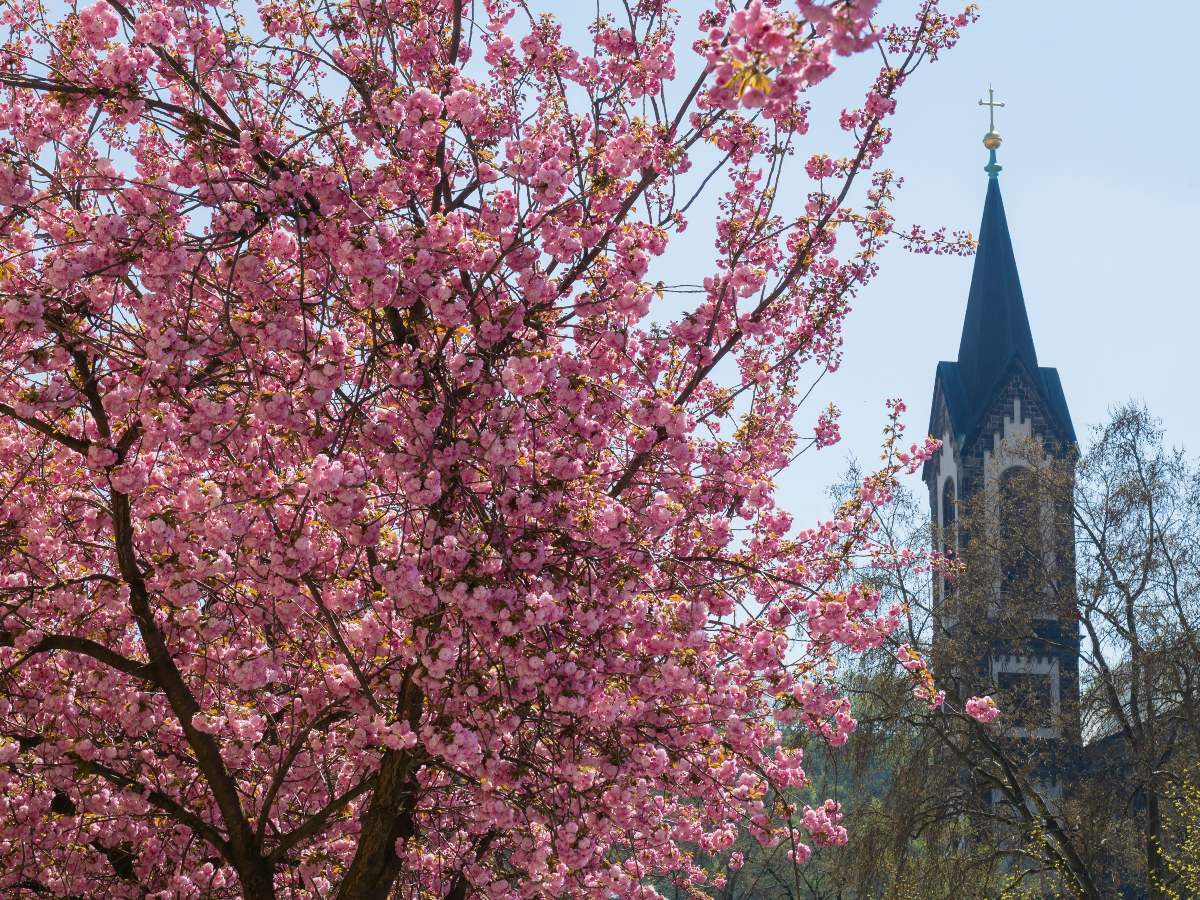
[966,695,1002,724]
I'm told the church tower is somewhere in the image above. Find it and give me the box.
[923,106,1082,790]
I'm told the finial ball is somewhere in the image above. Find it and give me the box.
[983,130,1002,150]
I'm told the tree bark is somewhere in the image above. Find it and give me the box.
[333,748,420,900]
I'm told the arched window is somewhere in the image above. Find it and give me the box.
[941,478,956,601]
[998,466,1041,594]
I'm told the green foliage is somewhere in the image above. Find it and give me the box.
[1157,769,1200,899]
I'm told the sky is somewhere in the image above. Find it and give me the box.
[553,0,1200,524]
[93,0,1200,529]
[775,0,1200,521]
[73,0,1188,529]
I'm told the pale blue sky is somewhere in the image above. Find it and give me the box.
[552,0,1200,521]
[779,0,1200,518]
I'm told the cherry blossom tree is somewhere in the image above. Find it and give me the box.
[0,0,974,896]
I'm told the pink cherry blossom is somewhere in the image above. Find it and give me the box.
[966,695,1002,724]
[815,403,842,447]
[78,2,119,48]
[0,0,974,896]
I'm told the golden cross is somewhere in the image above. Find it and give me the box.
[978,86,1005,133]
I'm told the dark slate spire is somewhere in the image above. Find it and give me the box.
[924,93,1077,459]
[955,176,1039,406]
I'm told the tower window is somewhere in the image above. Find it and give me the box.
[990,654,1062,736]
[998,466,1042,594]
[996,670,1054,729]
[941,477,957,601]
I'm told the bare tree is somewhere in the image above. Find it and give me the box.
[779,405,1200,897]
[1072,404,1200,895]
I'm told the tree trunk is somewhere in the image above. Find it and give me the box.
[1146,789,1167,899]
[334,749,419,900]
[239,858,277,900]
